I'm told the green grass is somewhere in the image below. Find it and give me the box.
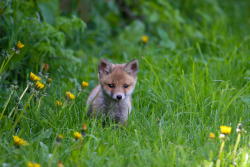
[1,1,250,167]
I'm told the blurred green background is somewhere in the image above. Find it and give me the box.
[1,0,250,84]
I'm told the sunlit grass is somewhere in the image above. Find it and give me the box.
[0,38,249,166]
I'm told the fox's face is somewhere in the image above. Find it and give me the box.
[98,59,139,101]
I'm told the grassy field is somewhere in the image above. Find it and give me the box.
[0,0,250,167]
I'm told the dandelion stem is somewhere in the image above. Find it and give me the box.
[219,140,225,159]
[36,96,43,113]
[8,84,30,118]
[232,133,241,162]
[19,84,30,101]
[216,159,221,167]
[0,90,14,120]
[76,91,82,98]
[216,140,225,167]
[12,93,34,130]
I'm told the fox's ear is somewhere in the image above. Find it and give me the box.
[98,59,112,76]
[124,59,139,76]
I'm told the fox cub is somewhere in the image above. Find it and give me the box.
[87,59,139,124]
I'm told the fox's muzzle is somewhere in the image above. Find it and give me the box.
[112,93,125,100]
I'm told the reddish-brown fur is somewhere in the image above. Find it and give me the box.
[87,59,138,124]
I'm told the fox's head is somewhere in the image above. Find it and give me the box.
[98,59,139,101]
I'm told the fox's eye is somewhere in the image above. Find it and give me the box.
[108,84,115,88]
[123,84,129,88]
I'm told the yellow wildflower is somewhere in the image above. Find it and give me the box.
[35,81,45,89]
[27,162,41,167]
[73,131,83,140]
[13,136,29,146]
[220,125,232,135]
[30,72,41,81]
[55,100,63,106]
[17,41,24,49]
[66,91,75,100]
[81,81,89,88]
[141,35,149,43]
[209,132,215,139]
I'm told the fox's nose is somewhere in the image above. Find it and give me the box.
[116,95,122,100]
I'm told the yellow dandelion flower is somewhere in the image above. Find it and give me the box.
[27,162,41,167]
[35,81,45,89]
[17,41,24,49]
[30,72,41,81]
[73,131,83,140]
[55,100,63,106]
[13,136,29,146]
[209,132,215,139]
[141,35,149,43]
[81,81,89,88]
[220,125,232,135]
[34,163,40,167]
[66,91,75,100]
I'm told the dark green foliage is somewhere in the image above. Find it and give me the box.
[0,0,86,82]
